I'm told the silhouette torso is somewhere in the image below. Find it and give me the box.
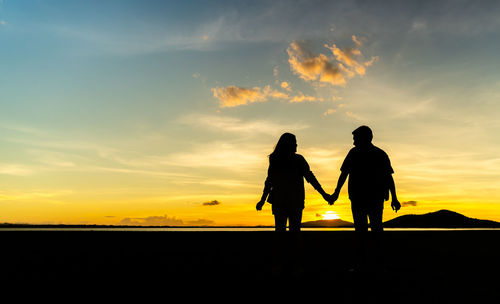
[341,144,393,202]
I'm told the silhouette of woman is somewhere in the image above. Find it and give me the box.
[256,133,329,276]
[256,133,329,230]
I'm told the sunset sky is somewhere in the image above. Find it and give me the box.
[2,0,500,226]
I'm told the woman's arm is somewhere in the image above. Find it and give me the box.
[256,166,272,211]
[256,177,271,210]
[304,170,330,201]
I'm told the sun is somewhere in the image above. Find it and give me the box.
[322,211,340,220]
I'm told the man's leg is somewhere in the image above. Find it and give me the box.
[368,200,385,270]
[351,201,369,270]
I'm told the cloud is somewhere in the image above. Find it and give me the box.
[352,35,363,47]
[0,164,36,176]
[402,201,418,207]
[0,189,73,203]
[324,41,378,77]
[212,85,288,107]
[287,41,346,86]
[120,215,184,226]
[345,111,363,121]
[119,215,215,226]
[203,200,221,206]
[323,109,336,116]
[185,219,215,226]
[273,66,279,77]
[0,20,6,26]
[213,36,376,108]
[287,37,377,87]
[179,114,309,136]
[289,93,323,103]
[165,142,264,171]
[411,21,427,32]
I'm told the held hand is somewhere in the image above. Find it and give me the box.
[391,199,401,213]
[328,192,339,205]
[321,193,331,204]
[256,200,265,211]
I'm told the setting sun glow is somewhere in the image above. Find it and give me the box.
[322,211,340,220]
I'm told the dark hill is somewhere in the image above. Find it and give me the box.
[383,209,500,228]
[301,218,354,227]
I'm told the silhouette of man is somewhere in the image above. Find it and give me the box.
[329,126,401,271]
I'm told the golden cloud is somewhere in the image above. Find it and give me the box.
[325,37,378,78]
[287,36,377,87]
[323,108,336,116]
[212,85,288,107]
[212,86,267,107]
[352,35,363,47]
[281,81,291,91]
[287,41,346,86]
[290,94,323,103]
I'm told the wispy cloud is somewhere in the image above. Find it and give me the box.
[212,85,288,107]
[165,142,265,171]
[212,84,326,107]
[323,109,336,116]
[203,200,221,206]
[287,41,346,86]
[180,114,309,136]
[287,35,377,88]
[120,215,184,226]
[325,43,378,77]
[119,215,215,226]
[286,36,377,88]
[0,164,36,176]
[211,35,376,109]
[0,189,73,202]
[289,93,323,103]
[402,201,418,207]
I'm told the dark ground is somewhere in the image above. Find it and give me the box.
[0,230,498,302]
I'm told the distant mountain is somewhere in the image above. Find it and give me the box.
[301,219,354,227]
[383,210,500,228]
[301,210,500,228]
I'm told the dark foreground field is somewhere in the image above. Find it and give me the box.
[0,230,498,302]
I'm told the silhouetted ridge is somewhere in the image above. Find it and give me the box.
[384,209,500,228]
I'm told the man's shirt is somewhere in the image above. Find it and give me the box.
[340,144,394,201]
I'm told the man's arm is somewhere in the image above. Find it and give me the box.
[388,174,401,212]
[329,171,348,205]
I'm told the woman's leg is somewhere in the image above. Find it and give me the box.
[272,213,287,275]
[274,213,288,232]
[288,210,303,232]
[288,211,304,275]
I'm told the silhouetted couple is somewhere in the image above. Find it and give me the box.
[256,126,401,276]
